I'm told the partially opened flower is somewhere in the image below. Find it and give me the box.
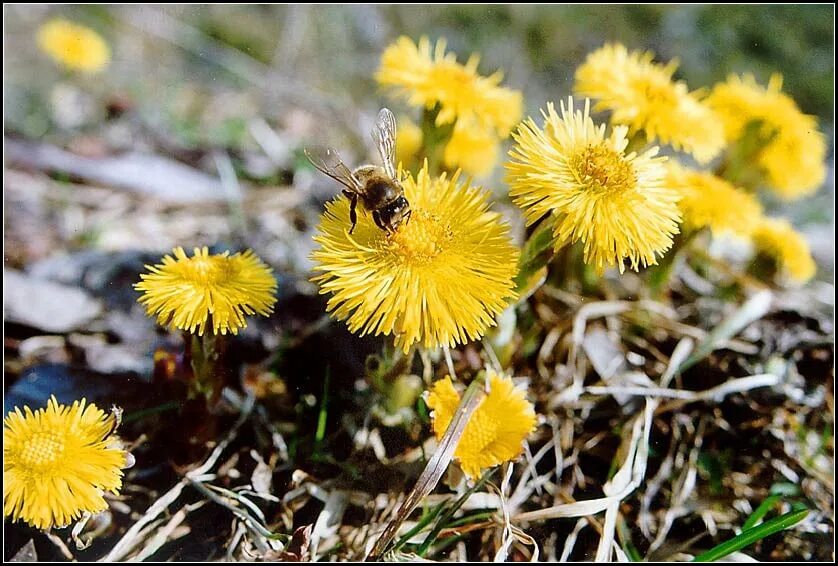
[667,163,763,237]
[751,217,816,284]
[4,396,127,530]
[707,73,826,199]
[574,43,724,163]
[426,372,536,479]
[311,162,519,353]
[506,97,681,273]
[443,119,501,177]
[135,247,278,336]
[37,19,110,73]
[376,36,522,136]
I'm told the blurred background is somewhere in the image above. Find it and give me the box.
[4,5,834,281]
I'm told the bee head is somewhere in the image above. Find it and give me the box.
[379,195,411,233]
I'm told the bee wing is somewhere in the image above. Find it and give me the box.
[304,147,362,192]
[372,107,397,178]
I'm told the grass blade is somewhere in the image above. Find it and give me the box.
[741,494,781,531]
[692,508,808,562]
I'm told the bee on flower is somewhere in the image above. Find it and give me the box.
[311,161,519,353]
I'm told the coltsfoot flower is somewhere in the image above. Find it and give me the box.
[443,119,500,177]
[4,396,126,530]
[506,97,681,273]
[667,163,763,237]
[426,372,537,479]
[751,217,816,284]
[376,36,522,136]
[395,115,423,167]
[37,19,110,73]
[311,162,519,353]
[574,43,724,163]
[707,73,826,199]
[135,247,278,336]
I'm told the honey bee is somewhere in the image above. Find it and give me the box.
[306,108,411,234]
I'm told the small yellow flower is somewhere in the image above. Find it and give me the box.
[751,217,816,284]
[707,73,827,199]
[667,163,763,237]
[376,36,523,136]
[311,162,519,353]
[506,97,681,273]
[426,372,536,480]
[37,19,110,73]
[4,396,126,530]
[443,120,501,177]
[395,115,423,168]
[135,247,278,336]
[574,43,725,164]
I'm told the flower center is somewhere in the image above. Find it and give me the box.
[184,256,224,285]
[381,209,453,264]
[635,76,679,108]
[572,144,636,194]
[20,431,66,468]
[464,406,498,453]
[431,63,474,88]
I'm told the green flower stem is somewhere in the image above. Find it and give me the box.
[421,105,455,177]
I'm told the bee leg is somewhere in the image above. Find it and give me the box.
[404,209,412,225]
[344,191,359,234]
[372,210,388,232]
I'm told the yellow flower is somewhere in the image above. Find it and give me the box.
[574,43,725,163]
[426,372,536,480]
[506,97,681,273]
[311,162,519,353]
[751,217,816,284]
[395,115,423,167]
[4,396,126,530]
[376,36,523,136]
[135,247,278,336]
[37,19,110,73]
[443,120,501,177]
[667,163,763,237]
[707,74,827,199]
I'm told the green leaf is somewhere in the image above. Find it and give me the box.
[514,219,555,300]
[692,508,808,562]
[741,494,781,531]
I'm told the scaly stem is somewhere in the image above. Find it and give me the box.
[188,322,229,406]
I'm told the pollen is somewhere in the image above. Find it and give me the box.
[382,210,452,264]
[21,433,66,468]
[572,144,637,194]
